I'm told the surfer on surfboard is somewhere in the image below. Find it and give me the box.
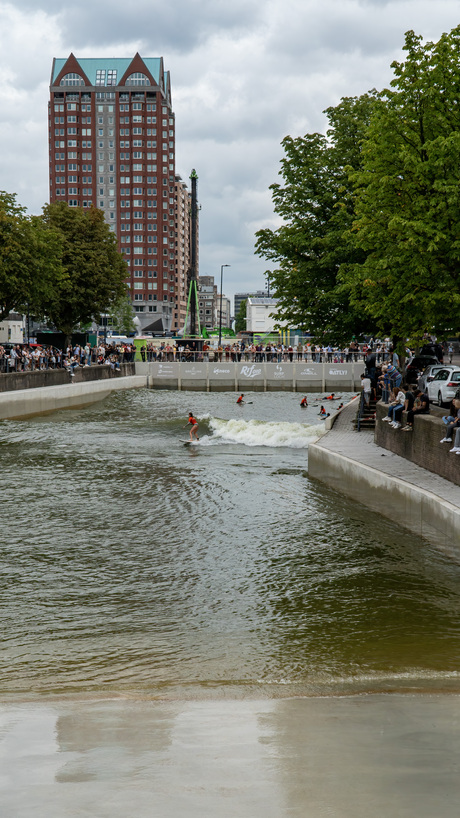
[184,412,199,441]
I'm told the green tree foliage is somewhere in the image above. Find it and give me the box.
[255,95,375,343]
[235,298,247,333]
[41,202,128,339]
[343,27,460,343]
[108,291,136,335]
[0,191,63,322]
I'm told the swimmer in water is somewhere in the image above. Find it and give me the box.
[184,412,199,441]
[300,396,308,407]
[236,394,245,404]
[319,405,327,417]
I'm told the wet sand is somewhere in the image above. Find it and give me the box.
[1,695,460,817]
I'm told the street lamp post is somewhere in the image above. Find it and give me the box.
[218,264,230,348]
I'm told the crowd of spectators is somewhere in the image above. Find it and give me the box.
[0,342,136,374]
[368,339,460,441]
[140,338,404,363]
[2,336,457,372]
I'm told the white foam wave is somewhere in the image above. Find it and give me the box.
[206,418,324,448]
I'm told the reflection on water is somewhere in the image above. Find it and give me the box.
[1,388,460,698]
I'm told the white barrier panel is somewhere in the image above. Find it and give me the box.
[209,364,236,380]
[237,363,265,386]
[150,363,178,381]
[181,364,208,380]
[295,363,323,381]
[144,362,358,391]
[324,364,356,390]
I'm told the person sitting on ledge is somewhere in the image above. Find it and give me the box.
[401,388,430,431]
[448,423,460,453]
[381,386,406,428]
[440,399,460,444]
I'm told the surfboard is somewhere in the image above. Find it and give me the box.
[180,439,198,445]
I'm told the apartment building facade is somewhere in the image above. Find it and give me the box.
[49,53,191,334]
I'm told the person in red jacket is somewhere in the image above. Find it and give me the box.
[236,394,245,404]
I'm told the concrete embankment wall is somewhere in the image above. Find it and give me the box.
[0,364,135,392]
[308,443,460,548]
[136,361,362,392]
[375,402,460,487]
[0,375,146,420]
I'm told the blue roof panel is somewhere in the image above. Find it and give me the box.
[52,57,162,86]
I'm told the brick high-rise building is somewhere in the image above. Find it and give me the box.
[49,53,188,333]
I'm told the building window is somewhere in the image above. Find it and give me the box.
[107,70,117,86]
[61,73,85,86]
[125,73,150,86]
[96,70,106,86]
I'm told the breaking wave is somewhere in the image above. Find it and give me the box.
[202,417,324,448]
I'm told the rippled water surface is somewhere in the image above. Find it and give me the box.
[1,388,460,699]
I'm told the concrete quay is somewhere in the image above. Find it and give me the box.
[0,375,145,420]
[308,400,460,556]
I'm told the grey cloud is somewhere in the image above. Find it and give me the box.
[26,0,264,53]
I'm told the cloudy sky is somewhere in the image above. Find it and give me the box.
[0,0,459,305]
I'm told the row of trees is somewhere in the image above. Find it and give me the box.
[255,27,460,347]
[0,196,131,339]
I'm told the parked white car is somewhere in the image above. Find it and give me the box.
[426,367,460,406]
[417,364,446,391]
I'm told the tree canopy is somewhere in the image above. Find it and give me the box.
[255,95,376,343]
[235,298,247,333]
[256,25,460,345]
[0,191,63,322]
[41,202,128,338]
[344,27,460,343]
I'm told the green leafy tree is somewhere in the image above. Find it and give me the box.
[0,191,63,322]
[235,298,247,333]
[108,291,136,335]
[41,202,128,342]
[255,95,375,343]
[345,27,460,344]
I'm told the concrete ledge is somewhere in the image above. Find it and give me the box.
[375,402,460,487]
[0,364,135,392]
[0,375,147,420]
[324,396,359,430]
[308,442,460,554]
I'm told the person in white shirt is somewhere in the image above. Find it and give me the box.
[361,373,372,405]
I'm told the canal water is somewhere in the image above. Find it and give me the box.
[1,388,460,700]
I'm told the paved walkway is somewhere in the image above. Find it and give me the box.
[317,400,460,511]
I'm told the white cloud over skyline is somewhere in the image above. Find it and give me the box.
[0,0,459,304]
